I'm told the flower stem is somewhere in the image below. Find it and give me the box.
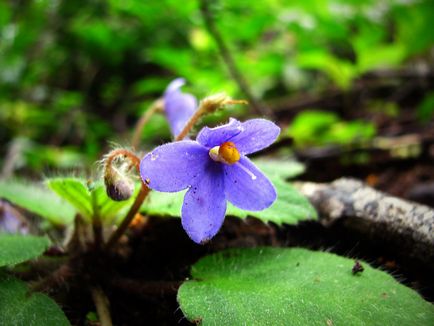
[131,99,163,150]
[175,108,203,141]
[175,95,247,141]
[105,183,149,250]
[91,190,103,248]
[104,149,150,250]
[91,286,113,326]
[29,263,72,293]
[104,149,141,173]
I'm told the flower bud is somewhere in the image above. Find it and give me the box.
[102,148,140,201]
[104,167,134,201]
[200,93,248,114]
[104,173,134,201]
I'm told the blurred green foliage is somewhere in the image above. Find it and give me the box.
[287,110,376,147]
[0,0,432,174]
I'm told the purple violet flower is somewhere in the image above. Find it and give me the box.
[0,201,29,234]
[140,118,280,244]
[164,78,197,137]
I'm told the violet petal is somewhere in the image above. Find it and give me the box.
[230,119,280,155]
[181,162,226,244]
[224,156,276,211]
[164,78,197,137]
[196,118,243,148]
[140,141,208,192]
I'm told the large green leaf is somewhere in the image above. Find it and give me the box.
[0,180,75,226]
[178,248,434,325]
[143,181,316,225]
[0,274,70,325]
[0,234,50,267]
[226,179,316,224]
[143,159,316,225]
[46,178,93,221]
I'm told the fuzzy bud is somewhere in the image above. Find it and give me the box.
[102,148,140,201]
[200,93,248,114]
[105,172,134,201]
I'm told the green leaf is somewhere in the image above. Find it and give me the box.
[46,178,135,224]
[46,178,93,221]
[417,91,434,122]
[143,190,185,218]
[296,50,356,89]
[252,159,305,180]
[0,180,75,226]
[178,248,434,325]
[0,234,50,267]
[287,110,376,147]
[0,273,70,325]
[227,179,317,225]
[142,161,317,225]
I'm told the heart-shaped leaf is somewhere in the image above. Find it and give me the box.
[0,273,70,325]
[0,234,50,267]
[178,248,434,325]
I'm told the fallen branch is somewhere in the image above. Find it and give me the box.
[296,178,434,262]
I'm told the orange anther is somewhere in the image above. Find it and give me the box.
[218,142,240,165]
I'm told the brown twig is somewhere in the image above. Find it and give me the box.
[199,0,273,117]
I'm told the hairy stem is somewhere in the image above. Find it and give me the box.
[199,0,273,117]
[29,263,72,293]
[175,106,205,141]
[104,149,141,174]
[104,148,151,249]
[91,287,113,326]
[175,95,247,141]
[131,99,163,150]
[91,191,103,248]
[105,183,150,249]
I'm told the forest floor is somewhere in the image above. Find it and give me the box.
[44,73,434,325]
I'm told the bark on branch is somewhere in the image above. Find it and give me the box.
[296,178,434,262]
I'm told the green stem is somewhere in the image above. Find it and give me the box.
[199,0,273,117]
[91,190,103,248]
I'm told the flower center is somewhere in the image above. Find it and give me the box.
[209,141,240,165]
